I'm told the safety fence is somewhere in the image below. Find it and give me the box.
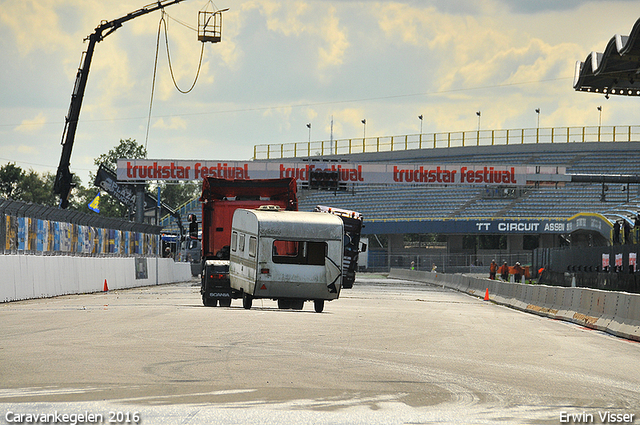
[389,268,640,341]
[534,244,640,293]
[254,125,640,159]
[365,249,531,274]
[1,198,162,257]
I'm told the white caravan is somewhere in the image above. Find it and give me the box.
[229,207,344,313]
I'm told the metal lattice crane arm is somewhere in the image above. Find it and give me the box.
[54,0,186,208]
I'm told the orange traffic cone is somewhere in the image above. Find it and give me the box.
[484,288,489,301]
[103,279,109,292]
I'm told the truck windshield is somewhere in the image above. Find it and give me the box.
[206,264,228,274]
[272,240,326,266]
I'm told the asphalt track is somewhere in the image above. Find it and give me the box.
[1,275,639,424]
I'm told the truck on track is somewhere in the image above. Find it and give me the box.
[229,207,344,313]
[198,177,298,307]
[313,205,365,289]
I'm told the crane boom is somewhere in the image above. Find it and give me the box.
[54,0,185,208]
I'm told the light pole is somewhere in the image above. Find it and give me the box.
[361,119,367,139]
[330,115,334,155]
[476,111,481,131]
[597,106,602,126]
[418,115,423,134]
[306,123,311,143]
[535,108,540,128]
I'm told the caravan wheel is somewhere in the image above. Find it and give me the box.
[314,299,324,313]
[277,299,291,309]
[242,293,253,310]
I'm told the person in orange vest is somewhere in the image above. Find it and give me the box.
[498,261,509,281]
[489,259,497,280]
[513,262,524,282]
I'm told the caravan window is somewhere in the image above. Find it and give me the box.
[239,233,245,252]
[272,240,326,266]
[231,231,238,252]
[248,236,257,258]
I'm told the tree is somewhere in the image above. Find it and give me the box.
[0,163,23,199]
[69,176,98,214]
[93,138,146,171]
[15,171,57,206]
[160,181,200,210]
[0,163,58,206]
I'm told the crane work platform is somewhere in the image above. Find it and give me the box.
[198,8,227,43]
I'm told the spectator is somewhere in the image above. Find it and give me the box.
[613,220,621,244]
[635,214,640,244]
[513,262,524,283]
[188,214,198,239]
[498,261,509,281]
[623,220,632,244]
[410,261,415,271]
[431,263,437,273]
[489,259,497,280]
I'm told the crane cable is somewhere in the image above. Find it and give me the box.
[145,10,206,150]
[145,13,162,151]
[162,10,205,94]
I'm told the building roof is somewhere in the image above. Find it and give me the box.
[574,18,640,96]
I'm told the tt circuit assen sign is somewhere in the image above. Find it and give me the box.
[116,159,544,186]
[363,213,612,238]
[472,214,610,234]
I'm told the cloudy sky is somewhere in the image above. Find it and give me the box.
[1,0,639,185]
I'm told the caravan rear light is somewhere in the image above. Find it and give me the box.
[260,268,270,274]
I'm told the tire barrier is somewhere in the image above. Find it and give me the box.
[0,255,192,302]
[389,268,640,342]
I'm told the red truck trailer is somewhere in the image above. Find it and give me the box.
[199,177,297,306]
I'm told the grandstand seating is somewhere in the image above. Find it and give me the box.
[161,141,640,233]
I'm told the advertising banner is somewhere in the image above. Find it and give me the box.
[96,164,136,206]
[117,159,532,186]
[28,218,37,251]
[5,216,17,251]
[17,217,26,251]
[36,219,45,252]
[615,253,623,267]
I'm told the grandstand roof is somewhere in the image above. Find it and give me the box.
[574,17,640,97]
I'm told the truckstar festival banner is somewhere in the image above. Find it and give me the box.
[117,159,550,186]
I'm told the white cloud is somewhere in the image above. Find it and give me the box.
[14,113,47,133]
[317,6,349,70]
[2,0,640,186]
[0,0,74,55]
[152,116,187,130]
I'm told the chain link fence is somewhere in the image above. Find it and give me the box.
[1,197,162,257]
[364,248,532,274]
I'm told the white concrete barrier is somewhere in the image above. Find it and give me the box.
[1,255,192,302]
[388,268,640,342]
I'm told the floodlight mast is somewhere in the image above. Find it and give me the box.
[53,0,186,209]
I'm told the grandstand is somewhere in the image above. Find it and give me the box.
[160,134,640,272]
[296,140,640,221]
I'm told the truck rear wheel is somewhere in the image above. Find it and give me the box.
[242,293,252,310]
[314,299,324,313]
[203,296,217,307]
[291,299,304,310]
[219,298,232,307]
